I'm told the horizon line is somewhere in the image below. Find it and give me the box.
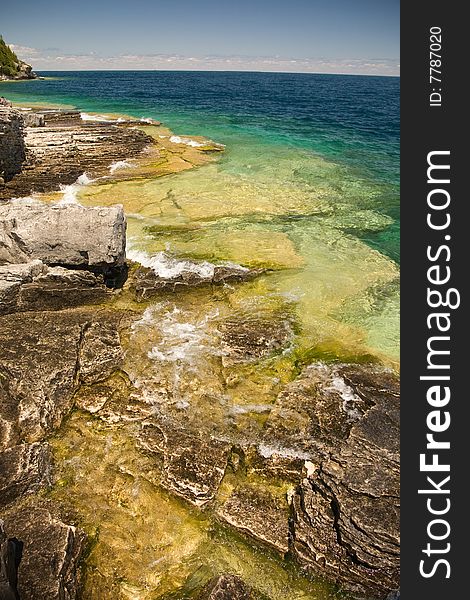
[33,68,400,78]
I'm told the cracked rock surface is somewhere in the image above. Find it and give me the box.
[1,501,86,600]
[130,259,265,300]
[0,308,125,449]
[263,363,400,599]
[137,421,232,507]
[0,201,126,268]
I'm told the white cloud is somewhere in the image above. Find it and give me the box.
[8,44,40,56]
[9,43,399,76]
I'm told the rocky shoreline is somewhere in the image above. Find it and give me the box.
[0,103,399,600]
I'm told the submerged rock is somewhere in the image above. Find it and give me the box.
[0,201,126,269]
[1,501,86,600]
[0,443,53,510]
[219,315,294,365]
[197,574,254,599]
[129,255,264,300]
[138,421,231,506]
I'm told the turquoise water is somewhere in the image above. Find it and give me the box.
[3,71,399,363]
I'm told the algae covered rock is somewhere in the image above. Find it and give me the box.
[197,574,254,599]
[0,443,53,510]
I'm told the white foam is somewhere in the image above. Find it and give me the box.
[57,172,94,206]
[327,375,363,422]
[131,306,159,332]
[126,249,216,280]
[109,160,134,174]
[76,173,93,185]
[169,135,207,148]
[144,305,220,366]
[80,112,112,123]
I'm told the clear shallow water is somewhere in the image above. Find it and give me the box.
[3,71,399,598]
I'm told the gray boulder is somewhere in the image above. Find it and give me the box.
[0,201,126,268]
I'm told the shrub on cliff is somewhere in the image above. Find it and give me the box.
[0,35,22,77]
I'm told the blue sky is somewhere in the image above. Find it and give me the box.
[2,0,399,75]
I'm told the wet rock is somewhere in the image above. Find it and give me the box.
[241,446,304,483]
[0,201,126,269]
[217,484,290,555]
[0,261,46,313]
[129,257,264,300]
[220,315,293,365]
[1,501,86,600]
[261,363,400,598]
[197,574,254,600]
[78,322,123,384]
[0,443,53,510]
[0,308,124,449]
[138,422,231,506]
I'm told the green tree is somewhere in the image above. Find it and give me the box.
[0,35,21,77]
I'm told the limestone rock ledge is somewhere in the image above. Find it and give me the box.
[266,363,400,599]
[0,106,154,200]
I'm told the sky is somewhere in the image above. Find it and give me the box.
[1,0,399,75]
